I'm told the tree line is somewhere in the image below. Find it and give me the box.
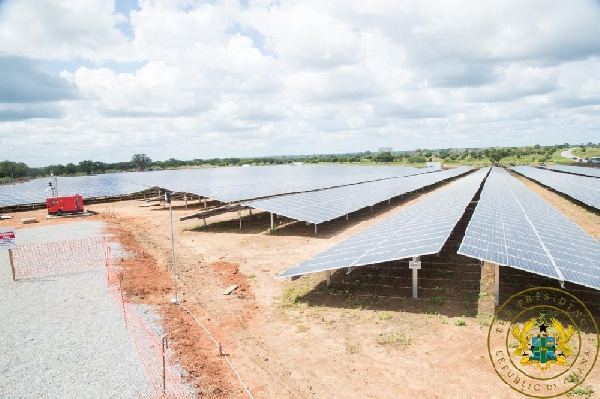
[1,142,598,180]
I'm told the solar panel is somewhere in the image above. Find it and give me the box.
[0,165,431,207]
[511,166,600,210]
[277,167,489,278]
[0,175,146,206]
[458,167,600,290]
[551,164,600,178]
[244,167,472,224]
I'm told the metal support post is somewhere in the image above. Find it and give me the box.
[326,270,331,287]
[314,223,318,234]
[238,209,242,230]
[412,268,418,299]
[494,263,500,308]
[168,197,180,304]
[270,212,274,230]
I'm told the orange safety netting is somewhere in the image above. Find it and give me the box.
[10,237,192,398]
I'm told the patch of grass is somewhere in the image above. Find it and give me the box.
[296,324,309,333]
[455,318,467,326]
[429,295,445,304]
[248,273,256,280]
[278,282,312,309]
[477,312,494,326]
[346,342,362,354]
[567,386,594,398]
[377,332,411,347]
[479,292,489,298]
[379,312,393,321]
[345,295,365,310]
[566,373,581,384]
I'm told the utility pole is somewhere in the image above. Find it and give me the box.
[165,192,180,304]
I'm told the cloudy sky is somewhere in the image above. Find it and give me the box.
[1,0,600,166]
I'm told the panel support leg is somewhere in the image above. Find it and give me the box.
[494,263,500,308]
[238,209,242,230]
[326,270,331,287]
[314,223,318,234]
[270,212,274,231]
[203,198,207,209]
[412,268,418,299]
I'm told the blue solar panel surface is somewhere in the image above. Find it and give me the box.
[0,175,145,206]
[0,165,432,206]
[458,167,600,290]
[551,164,600,178]
[244,167,472,224]
[278,168,489,278]
[511,166,600,210]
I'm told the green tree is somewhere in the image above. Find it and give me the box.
[131,154,152,171]
[374,151,394,163]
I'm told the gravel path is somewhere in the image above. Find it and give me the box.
[0,221,152,398]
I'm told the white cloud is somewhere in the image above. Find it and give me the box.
[1,0,600,166]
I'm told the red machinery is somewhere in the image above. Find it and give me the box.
[46,195,84,216]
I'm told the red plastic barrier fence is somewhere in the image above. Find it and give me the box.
[104,243,193,398]
[11,236,192,398]
[11,236,107,279]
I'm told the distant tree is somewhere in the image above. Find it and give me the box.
[0,160,29,179]
[79,160,94,175]
[131,154,152,171]
[65,163,77,174]
[374,151,394,163]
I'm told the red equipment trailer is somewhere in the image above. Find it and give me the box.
[46,195,84,216]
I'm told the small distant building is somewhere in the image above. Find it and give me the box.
[292,162,304,166]
[426,162,441,169]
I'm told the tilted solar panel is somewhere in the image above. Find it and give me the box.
[277,167,489,278]
[511,166,600,210]
[244,167,472,224]
[552,164,600,178]
[458,167,600,290]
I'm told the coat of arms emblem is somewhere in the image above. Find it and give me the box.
[511,317,575,370]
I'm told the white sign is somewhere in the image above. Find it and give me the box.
[0,228,16,250]
[409,260,421,269]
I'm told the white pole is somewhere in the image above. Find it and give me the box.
[494,263,500,308]
[412,268,418,299]
[270,212,274,230]
[169,199,180,304]
[326,270,331,287]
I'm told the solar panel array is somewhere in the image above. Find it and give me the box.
[120,164,431,203]
[0,165,432,207]
[0,175,145,206]
[511,166,600,210]
[244,167,472,224]
[278,168,489,278]
[552,164,600,178]
[458,167,600,290]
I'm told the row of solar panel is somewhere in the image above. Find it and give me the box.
[511,166,600,210]
[551,164,600,178]
[279,167,600,292]
[278,168,489,277]
[0,165,430,206]
[244,167,472,224]
[459,167,600,291]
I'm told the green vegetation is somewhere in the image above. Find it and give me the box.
[3,143,600,181]
[567,386,594,398]
[376,332,411,346]
[454,318,467,326]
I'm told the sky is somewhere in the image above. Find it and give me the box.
[1,0,600,167]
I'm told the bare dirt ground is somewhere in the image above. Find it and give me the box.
[4,174,600,399]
